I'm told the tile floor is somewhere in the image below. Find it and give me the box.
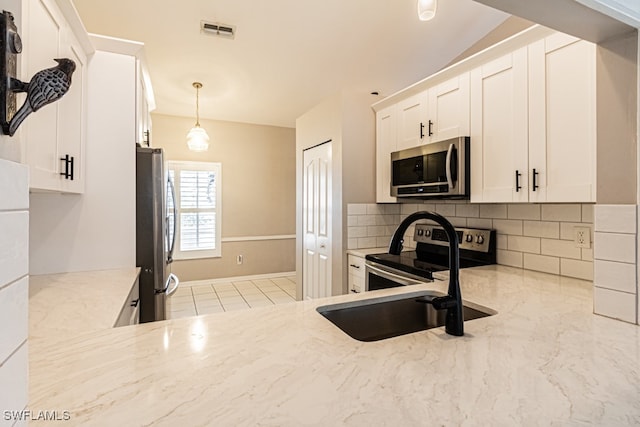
[168,276,297,319]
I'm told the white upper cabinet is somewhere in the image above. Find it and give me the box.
[395,74,470,150]
[396,92,427,150]
[471,35,596,203]
[21,0,90,193]
[373,25,596,204]
[426,73,470,143]
[135,58,155,147]
[470,48,529,203]
[376,105,398,203]
[528,34,596,203]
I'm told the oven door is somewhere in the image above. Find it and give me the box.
[365,262,431,291]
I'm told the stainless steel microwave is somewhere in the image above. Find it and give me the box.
[390,136,470,199]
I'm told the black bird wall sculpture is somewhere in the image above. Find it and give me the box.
[6,58,76,136]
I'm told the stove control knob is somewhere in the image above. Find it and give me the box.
[476,235,485,244]
[465,234,473,243]
[424,229,431,237]
[417,229,424,236]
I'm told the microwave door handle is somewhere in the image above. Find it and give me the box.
[445,143,455,189]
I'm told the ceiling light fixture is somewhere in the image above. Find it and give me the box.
[186,82,209,152]
[417,0,437,21]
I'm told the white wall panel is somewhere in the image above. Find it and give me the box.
[0,277,28,364]
[0,212,28,286]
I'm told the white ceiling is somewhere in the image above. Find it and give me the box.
[72,0,509,128]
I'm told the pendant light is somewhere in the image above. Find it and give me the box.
[417,0,437,21]
[186,82,210,152]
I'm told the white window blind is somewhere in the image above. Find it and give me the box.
[167,161,222,259]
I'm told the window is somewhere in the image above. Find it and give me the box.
[167,161,222,259]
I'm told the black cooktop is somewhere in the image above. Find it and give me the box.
[365,251,489,280]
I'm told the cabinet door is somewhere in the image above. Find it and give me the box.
[376,105,397,203]
[135,59,153,146]
[470,48,529,203]
[22,0,86,193]
[347,255,365,293]
[22,0,64,191]
[528,34,596,203]
[427,73,470,143]
[396,92,427,150]
[58,27,87,194]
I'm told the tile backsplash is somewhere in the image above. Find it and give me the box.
[593,205,638,324]
[347,201,594,281]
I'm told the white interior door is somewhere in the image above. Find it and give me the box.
[302,141,332,300]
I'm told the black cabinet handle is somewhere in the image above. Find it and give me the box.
[59,155,75,180]
[515,170,522,192]
[532,168,539,191]
[428,120,433,136]
[419,122,425,139]
[60,155,69,179]
[349,264,360,269]
[130,299,139,308]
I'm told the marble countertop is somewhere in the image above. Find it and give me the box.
[346,247,389,257]
[28,265,640,426]
[29,268,140,345]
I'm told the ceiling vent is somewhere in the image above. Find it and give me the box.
[201,21,236,39]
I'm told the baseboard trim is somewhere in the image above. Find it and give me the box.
[181,271,296,287]
[221,235,295,242]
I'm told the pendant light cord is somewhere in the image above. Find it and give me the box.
[193,82,203,127]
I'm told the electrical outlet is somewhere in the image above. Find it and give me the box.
[236,255,243,265]
[574,226,591,249]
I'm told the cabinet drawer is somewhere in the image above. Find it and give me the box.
[348,255,365,278]
[349,274,365,294]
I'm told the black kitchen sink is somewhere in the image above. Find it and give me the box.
[316,290,495,342]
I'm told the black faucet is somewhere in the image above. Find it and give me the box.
[388,211,464,336]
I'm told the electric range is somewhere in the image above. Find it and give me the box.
[364,224,496,290]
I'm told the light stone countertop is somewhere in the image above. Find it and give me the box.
[346,247,389,257]
[29,268,140,345]
[28,265,640,426]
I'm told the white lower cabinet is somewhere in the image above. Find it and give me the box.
[471,35,596,203]
[115,277,140,327]
[348,254,365,294]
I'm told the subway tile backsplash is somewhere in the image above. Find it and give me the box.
[347,202,594,281]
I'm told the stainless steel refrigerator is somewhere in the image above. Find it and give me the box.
[136,147,179,323]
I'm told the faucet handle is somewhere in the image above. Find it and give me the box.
[415,295,457,310]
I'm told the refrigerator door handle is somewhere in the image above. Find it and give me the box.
[165,273,180,296]
[166,176,177,264]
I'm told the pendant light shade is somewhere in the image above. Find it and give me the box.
[417,0,437,21]
[187,82,210,152]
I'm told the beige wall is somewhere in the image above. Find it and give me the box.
[596,31,638,204]
[447,16,535,66]
[151,113,296,281]
[295,90,377,298]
